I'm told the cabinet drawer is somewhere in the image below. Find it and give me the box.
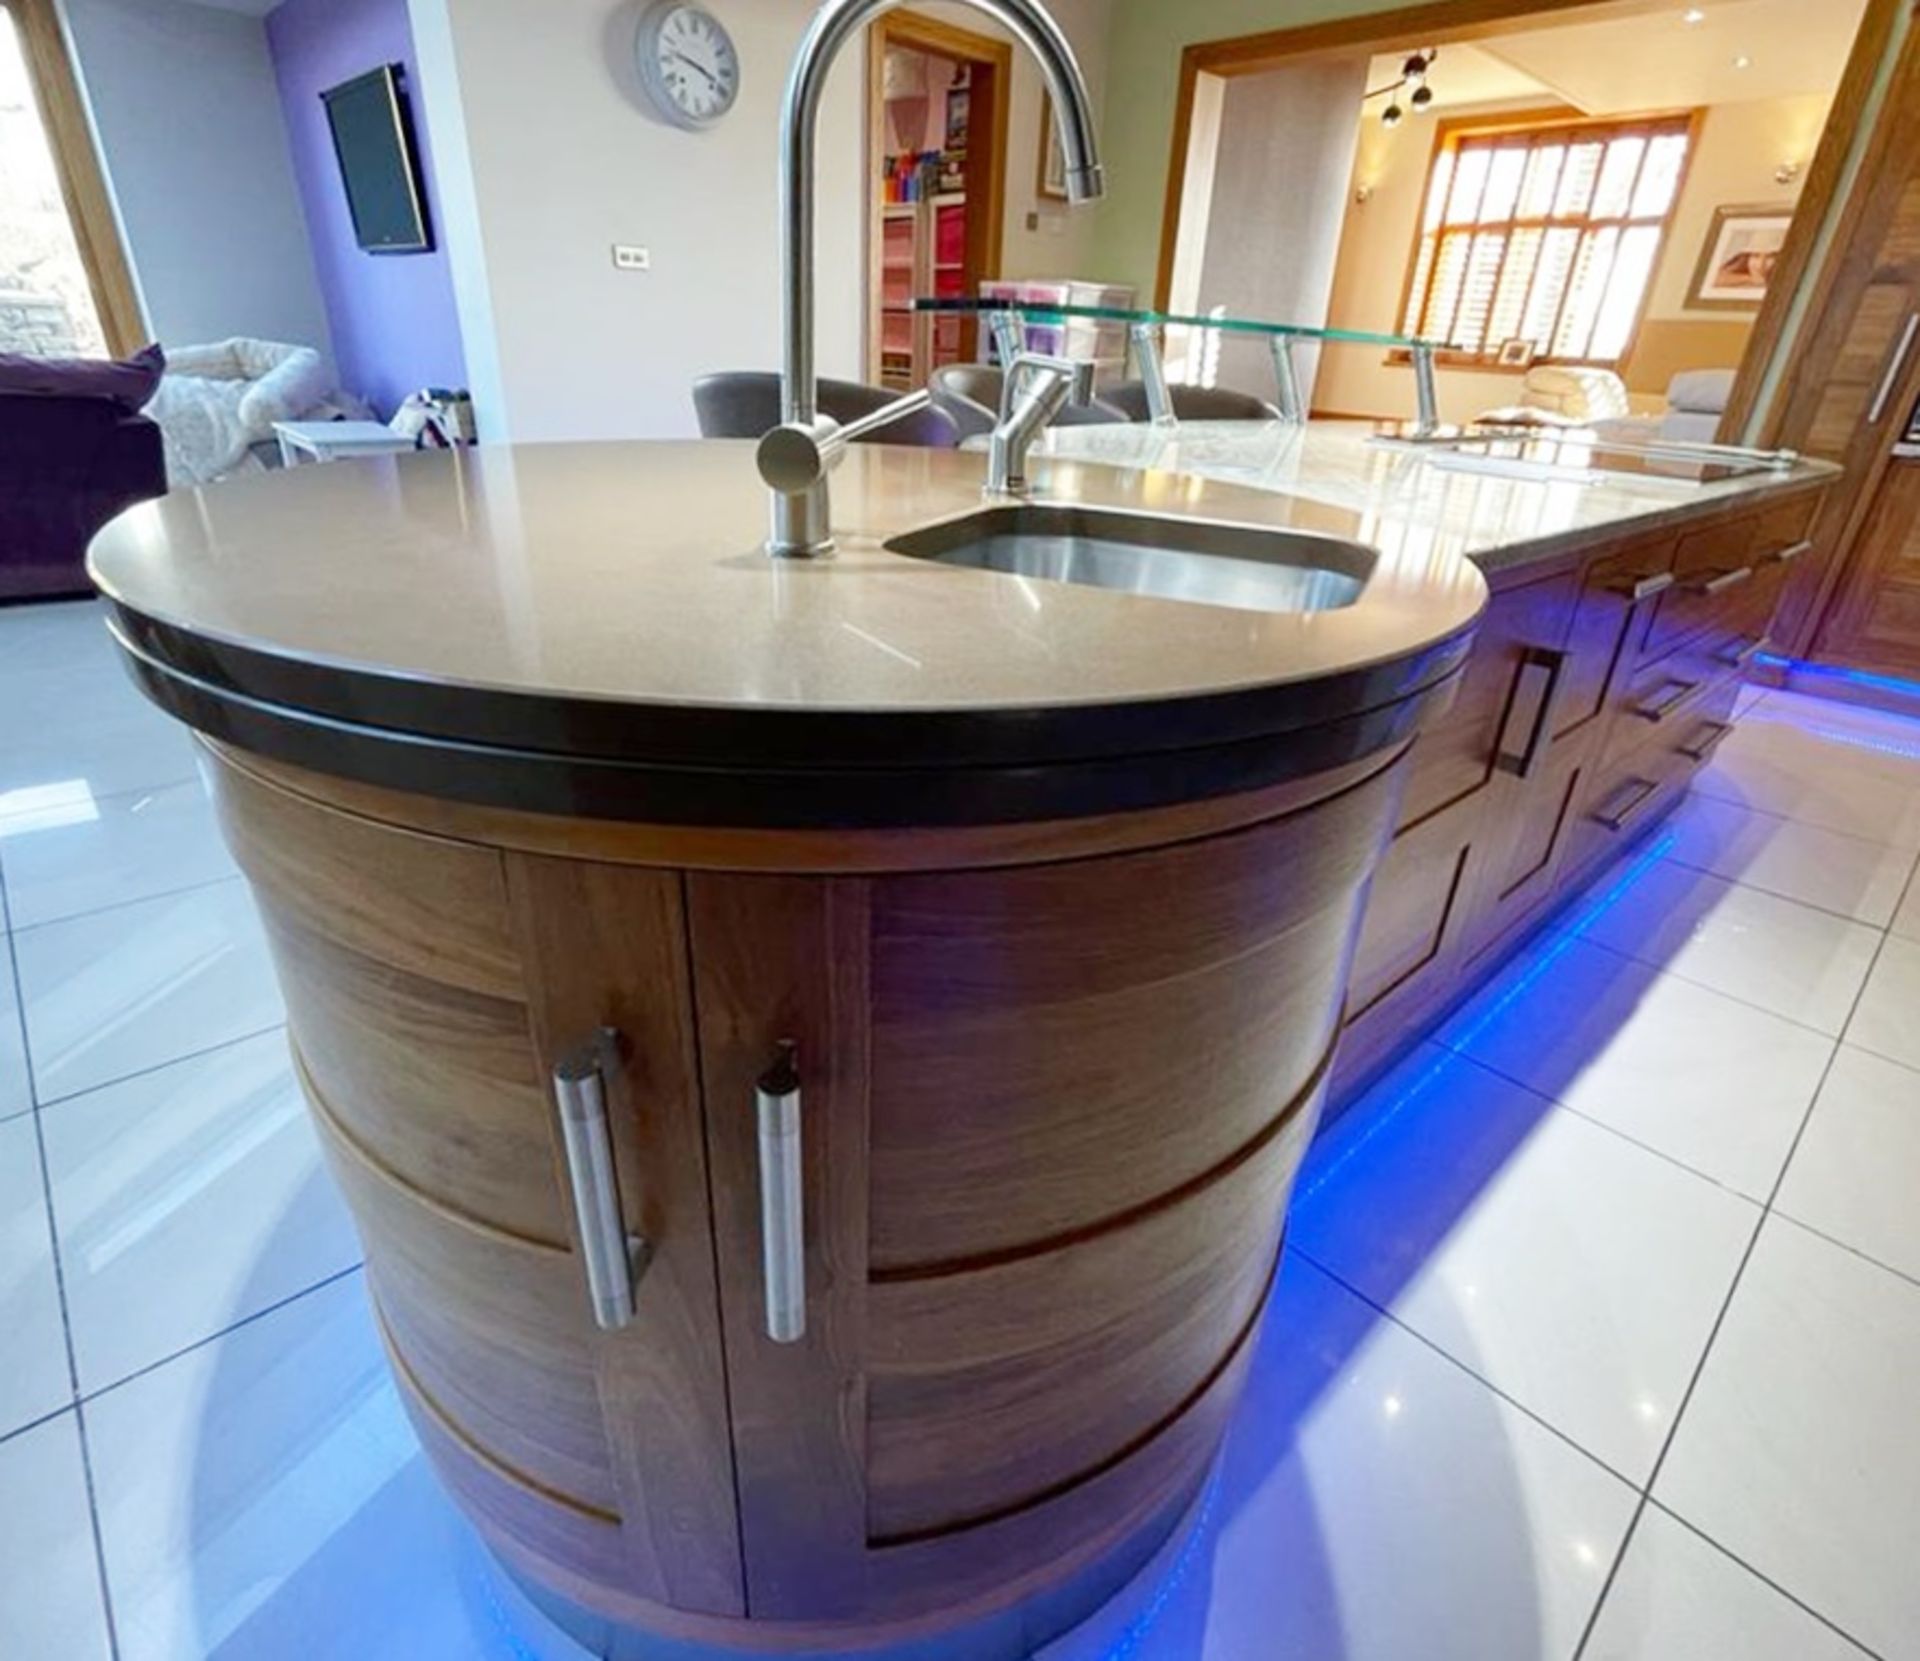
[1555,534,1678,739]
[1641,498,1816,666]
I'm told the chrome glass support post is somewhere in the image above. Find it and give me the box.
[1269,335,1305,425]
[1412,342,1440,435]
[757,0,1105,557]
[989,309,1026,368]
[1130,322,1177,427]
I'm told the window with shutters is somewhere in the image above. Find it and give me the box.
[1402,113,1695,368]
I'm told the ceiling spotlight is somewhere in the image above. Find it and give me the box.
[1410,84,1435,112]
[1382,101,1404,127]
[1733,52,1753,68]
[1402,52,1429,79]
[1682,7,1706,22]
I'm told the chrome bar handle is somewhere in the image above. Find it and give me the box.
[1130,322,1177,427]
[1868,312,1920,425]
[1411,342,1440,435]
[552,1030,644,1332]
[1269,336,1305,425]
[755,1042,806,1344]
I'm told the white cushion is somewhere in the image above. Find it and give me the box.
[1665,369,1736,415]
[1519,366,1631,422]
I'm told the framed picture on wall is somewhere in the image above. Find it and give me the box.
[1687,204,1794,309]
[1037,92,1068,201]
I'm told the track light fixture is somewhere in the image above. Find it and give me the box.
[1366,46,1439,126]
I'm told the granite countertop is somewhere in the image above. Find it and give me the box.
[1023,419,1834,575]
[87,423,1819,827]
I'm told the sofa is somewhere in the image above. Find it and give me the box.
[145,337,336,486]
[1,347,168,604]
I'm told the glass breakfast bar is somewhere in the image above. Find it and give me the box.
[912,294,1448,432]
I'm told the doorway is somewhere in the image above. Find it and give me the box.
[866,12,1010,389]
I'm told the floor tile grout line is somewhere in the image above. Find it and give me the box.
[75,1262,366,1411]
[5,870,242,939]
[1286,1244,1650,1496]
[1642,1498,1888,1660]
[1655,839,1917,934]
[1571,922,1897,1661]
[34,1021,290,1115]
[1429,1044,1784,1208]
[0,860,122,1661]
[7,871,246,941]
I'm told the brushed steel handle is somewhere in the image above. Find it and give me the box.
[1678,719,1735,762]
[1719,633,1769,668]
[1610,571,1675,603]
[1633,677,1699,722]
[1771,539,1812,565]
[1868,312,1920,425]
[1689,565,1753,597]
[552,1029,645,1332]
[1593,776,1661,832]
[755,1041,806,1345]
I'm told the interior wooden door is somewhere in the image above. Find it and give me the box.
[1814,461,1920,674]
[1766,25,1920,656]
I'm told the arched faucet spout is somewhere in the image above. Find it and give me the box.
[757,0,1105,557]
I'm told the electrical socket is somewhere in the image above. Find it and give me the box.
[613,244,651,272]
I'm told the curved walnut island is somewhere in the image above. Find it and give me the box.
[88,439,1485,1660]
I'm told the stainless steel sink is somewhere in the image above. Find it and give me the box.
[885,505,1372,616]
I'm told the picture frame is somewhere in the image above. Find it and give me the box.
[1686,204,1794,310]
[1036,91,1068,202]
[1496,337,1536,369]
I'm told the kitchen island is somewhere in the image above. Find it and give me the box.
[86,426,1826,1659]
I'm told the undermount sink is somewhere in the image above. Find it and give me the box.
[886,504,1373,616]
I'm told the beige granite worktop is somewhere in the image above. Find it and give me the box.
[89,436,1485,717]
[1024,418,1835,575]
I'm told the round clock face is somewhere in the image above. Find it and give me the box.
[638,3,739,130]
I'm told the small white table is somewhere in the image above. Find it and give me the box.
[273,420,418,467]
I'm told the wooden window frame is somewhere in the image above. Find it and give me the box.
[1397,106,1703,373]
[2,0,145,355]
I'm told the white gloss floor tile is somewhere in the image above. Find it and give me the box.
[85,1272,582,1661]
[1583,1506,1870,1661]
[12,880,283,1105]
[1775,1044,1920,1283]
[42,1030,362,1396]
[0,777,233,930]
[1892,870,1920,942]
[0,1112,71,1437]
[0,1412,113,1661]
[1694,729,1920,847]
[1661,790,1918,926]
[1841,931,1920,1072]
[1290,1045,1759,1483]
[1042,1253,1637,1661]
[1655,1216,1920,1661]
[1438,933,1832,1201]
[1576,858,1882,1034]
[0,946,30,1122]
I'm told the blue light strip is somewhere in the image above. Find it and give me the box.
[1754,651,1920,701]
[1297,830,1676,1208]
[1100,1468,1225,1660]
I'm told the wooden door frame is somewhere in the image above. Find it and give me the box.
[1150,0,1900,443]
[864,10,1012,382]
[2,0,145,355]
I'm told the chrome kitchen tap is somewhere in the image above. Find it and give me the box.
[988,352,1097,497]
[756,0,1105,557]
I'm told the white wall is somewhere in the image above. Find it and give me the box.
[59,0,332,358]
[1180,57,1367,398]
[407,0,868,445]
[406,0,1112,444]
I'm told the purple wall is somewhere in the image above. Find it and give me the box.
[267,0,465,417]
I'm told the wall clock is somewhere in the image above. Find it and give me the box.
[637,2,740,130]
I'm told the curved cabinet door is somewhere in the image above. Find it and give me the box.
[685,759,1402,1630]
